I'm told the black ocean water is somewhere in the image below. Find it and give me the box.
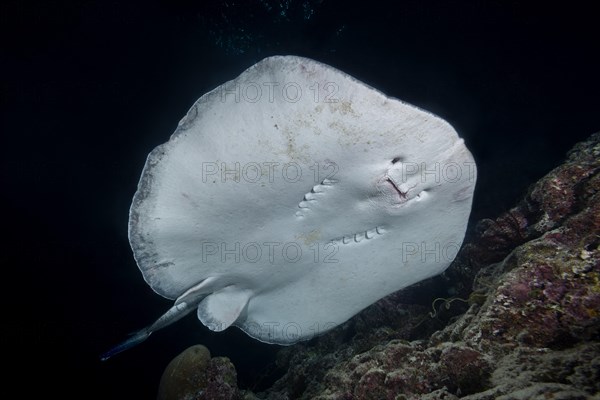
[2,1,598,398]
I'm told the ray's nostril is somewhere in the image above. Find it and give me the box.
[391,157,401,164]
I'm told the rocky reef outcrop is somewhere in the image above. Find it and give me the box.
[158,344,241,400]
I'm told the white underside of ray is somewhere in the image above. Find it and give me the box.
[123,55,477,346]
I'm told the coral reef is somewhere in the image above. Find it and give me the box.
[158,344,241,400]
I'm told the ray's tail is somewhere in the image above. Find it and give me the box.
[100,328,151,361]
[100,301,194,361]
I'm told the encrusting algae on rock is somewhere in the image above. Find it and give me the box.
[158,345,241,400]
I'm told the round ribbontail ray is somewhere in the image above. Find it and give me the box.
[102,55,477,360]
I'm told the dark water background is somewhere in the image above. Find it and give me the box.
[2,1,598,398]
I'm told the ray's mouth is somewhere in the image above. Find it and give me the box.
[385,178,407,199]
[374,175,419,206]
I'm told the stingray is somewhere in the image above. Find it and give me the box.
[102,55,476,360]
